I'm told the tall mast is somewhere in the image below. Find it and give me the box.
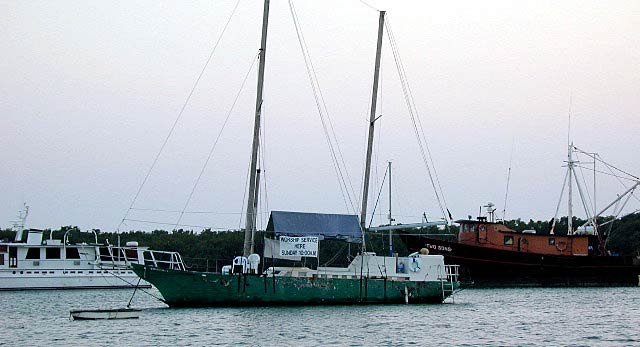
[567,142,574,235]
[243,0,270,257]
[359,11,386,248]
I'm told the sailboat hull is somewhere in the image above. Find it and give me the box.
[132,264,457,307]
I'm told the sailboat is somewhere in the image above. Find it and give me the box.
[131,1,459,306]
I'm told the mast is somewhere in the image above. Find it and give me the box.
[567,142,574,235]
[243,0,270,257]
[388,161,393,256]
[359,10,386,248]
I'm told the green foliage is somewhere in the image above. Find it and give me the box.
[1,213,638,264]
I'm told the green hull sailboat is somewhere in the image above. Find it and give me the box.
[130,1,459,307]
[132,251,458,307]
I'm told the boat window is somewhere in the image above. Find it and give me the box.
[125,249,137,260]
[504,236,514,245]
[26,248,40,259]
[46,248,61,259]
[548,238,556,246]
[0,255,4,265]
[0,245,7,252]
[66,248,81,259]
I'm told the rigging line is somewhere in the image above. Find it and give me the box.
[258,102,269,230]
[130,208,256,215]
[389,19,449,215]
[116,0,242,232]
[172,54,259,231]
[123,218,228,230]
[288,1,357,214]
[386,18,449,216]
[357,0,380,12]
[384,18,449,223]
[574,147,640,180]
[596,154,640,205]
[575,152,594,215]
[239,147,253,229]
[368,167,389,228]
[290,1,358,213]
[573,165,639,182]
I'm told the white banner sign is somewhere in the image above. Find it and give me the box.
[279,236,319,258]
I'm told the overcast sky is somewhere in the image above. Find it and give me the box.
[2,0,639,232]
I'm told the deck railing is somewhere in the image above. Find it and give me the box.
[142,250,185,271]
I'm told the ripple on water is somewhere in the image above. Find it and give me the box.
[1,287,640,346]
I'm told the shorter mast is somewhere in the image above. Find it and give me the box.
[388,161,393,256]
[359,10,386,251]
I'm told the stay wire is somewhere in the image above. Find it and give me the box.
[290,0,358,213]
[385,17,449,223]
[116,0,242,232]
[387,18,449,216]
[172,53,259,231]
[368,167,388,228]
[288,1,358,214]
[357,0,380,12]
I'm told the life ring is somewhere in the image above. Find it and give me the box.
[409,258,421,272]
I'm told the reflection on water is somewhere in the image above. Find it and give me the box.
[1,287,639,346]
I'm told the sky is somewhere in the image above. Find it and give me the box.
[2,0,639,232]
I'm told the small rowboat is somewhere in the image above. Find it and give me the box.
[70,308,142,320]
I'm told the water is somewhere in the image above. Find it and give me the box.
[1,287,639,346]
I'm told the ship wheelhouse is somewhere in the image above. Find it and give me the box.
[456,218,596,256]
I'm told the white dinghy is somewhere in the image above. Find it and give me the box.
[69,308,141,320]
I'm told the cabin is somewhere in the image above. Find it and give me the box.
[457,217,598,256]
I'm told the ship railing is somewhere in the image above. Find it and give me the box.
[142,250,186,271]
[444,264,460,284]
[440,265,460,302]
[94,246,145,268]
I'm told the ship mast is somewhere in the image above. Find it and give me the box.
[359,10,386,250]
[388,161,394,256]
[567,142,574,235]
[243,0,270,257]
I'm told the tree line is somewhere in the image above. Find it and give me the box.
[1,213,638,267]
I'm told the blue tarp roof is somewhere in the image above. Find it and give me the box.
[266,211,362,242]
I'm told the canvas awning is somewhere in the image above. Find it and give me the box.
[266,211,362,243]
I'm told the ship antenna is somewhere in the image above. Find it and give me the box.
[502,138,515,221]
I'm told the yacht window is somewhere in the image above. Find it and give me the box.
[504,236,514,245]
[125,249,137,260]
[0,255,4,266]
[66,248,81,259]
[0,245,7,252]
[26,248,40,259]
[46,248,61,259]
[549,238,556,246]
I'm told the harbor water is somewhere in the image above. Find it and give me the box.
[1,287,639,346]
